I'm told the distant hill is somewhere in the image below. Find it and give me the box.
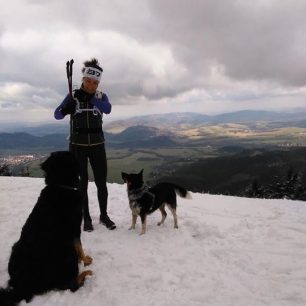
[0,132,68,150]
[1,110,306,135]
[211,110,289,123]
[106,125,177,148]
[108,126,162,142]
[104,110,306,132]
[1,109,306,152]
[0,122,69,136]
[0,126,178,152]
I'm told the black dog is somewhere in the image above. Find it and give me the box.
[0,151,92,306]
[122,169,191,235]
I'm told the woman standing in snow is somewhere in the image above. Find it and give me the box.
[54,58,116,232]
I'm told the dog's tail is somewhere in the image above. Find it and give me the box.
[0,288,19,306]
[171,184,192,199]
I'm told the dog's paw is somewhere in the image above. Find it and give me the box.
[77,270,93,286]
[128,225,135,230]
[83,255,93,266]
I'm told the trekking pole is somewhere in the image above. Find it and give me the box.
[66,59,74,97]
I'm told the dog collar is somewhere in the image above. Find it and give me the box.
[128,184,149,201]
[127,184,156,209]
[56,184,79,191]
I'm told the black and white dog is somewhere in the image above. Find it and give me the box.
[122,169,191,235]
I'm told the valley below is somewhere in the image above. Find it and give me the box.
[1,110,306,198]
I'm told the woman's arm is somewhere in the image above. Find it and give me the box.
[54,94,76,119]
[90,92,112,114]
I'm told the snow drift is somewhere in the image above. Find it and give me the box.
[0,177,305,306]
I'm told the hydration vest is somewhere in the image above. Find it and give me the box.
[70,89,104,146]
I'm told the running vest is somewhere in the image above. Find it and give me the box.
[70,89,104,146]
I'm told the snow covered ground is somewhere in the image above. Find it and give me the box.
[0,176,306,306]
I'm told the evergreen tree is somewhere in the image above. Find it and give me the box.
[245,180,264,198]
[22,166,30,177]
[0,163,12,176]
[263,169,306,200]
[244,169,306,201]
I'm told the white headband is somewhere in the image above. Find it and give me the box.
[83,67,102,82]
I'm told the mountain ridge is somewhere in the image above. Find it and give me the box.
[1,109,306,135]
[0,126,177,151]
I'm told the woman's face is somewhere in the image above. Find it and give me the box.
[82,77,99,94]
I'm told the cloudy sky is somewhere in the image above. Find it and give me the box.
[0,0,306,124]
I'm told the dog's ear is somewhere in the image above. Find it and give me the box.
[41,155,54,173]
[121,172,128,181]
[139,169,144,175]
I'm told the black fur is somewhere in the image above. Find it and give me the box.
[0,151,84,305]
[122,169,189,234]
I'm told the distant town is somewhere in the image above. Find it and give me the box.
[0,154,45,176]
[0,154,41,165]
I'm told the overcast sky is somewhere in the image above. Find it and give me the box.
[0,0,306,124]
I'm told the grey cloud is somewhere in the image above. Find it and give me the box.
[1,101,16,109]
[0,0,306,117]
[84,0,306,101]
[144,0,306,87]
